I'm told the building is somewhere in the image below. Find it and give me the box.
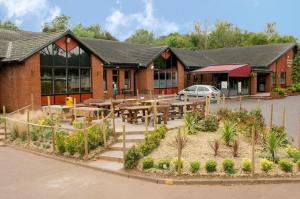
[0,28,297,111]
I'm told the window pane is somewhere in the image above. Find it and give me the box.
[159,72,166,88]
[80,48,90,66]
[41,68,53,95]
[67,69,80,93]
[124,70,131,89]
[54,69,66,94]
[53,44,66,66]
[40,44,53,66]
[81,69,91,92]
[68,46,80,66]
[166,72,172,87]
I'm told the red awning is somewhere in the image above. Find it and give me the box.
[191,64,251,77]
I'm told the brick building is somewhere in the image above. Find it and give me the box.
[0,29,297,111]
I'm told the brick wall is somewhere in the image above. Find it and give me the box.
[91,54,104,99]
[0,53,41,112]
[135,65,154,93]
[177,61,185,91]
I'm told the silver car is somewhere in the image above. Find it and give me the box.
[178,85,221,101]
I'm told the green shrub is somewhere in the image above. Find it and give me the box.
[172,159,184,171]
[241,159,252,173]
[292,83,300,92]
[266,127,288,162]
[222,121,236,146]
[217,108,232,121]
[55,132,66,154]
[64,132,84,155]
[278,159,293,173]
[124,125,167,169]
[124,146,142,169]
[143,157,154,170]
[200,115,219,132]
[190,161,200,173]
[205,160,217,173]
[158,159,171,170]
[184,113,200,135]
[260,159,273,173]
[222,159,235,175]
[273,87,285,96]
[286,145,300,162]
[296,159,300,171]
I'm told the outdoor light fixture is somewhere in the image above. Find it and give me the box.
[66,37,71,43]
[151,65,154,70]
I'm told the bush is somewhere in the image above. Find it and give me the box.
[273,87,285,96]
[199,115,219,132]
[124,146,142,169]
[241,159,252,173]
[286,145,300,162]
[158,159,171,170]
[278,159,293,173]
[222,121,236,146]
[190,161,200,173]
[296,159,300,171]
[124,125,167,169]
[55,132,66,154]
[172,159,183,171]
[292,83,300,92]
[260,159,273,173]
[143,157,154,170]
[184,113,200,135]
[64,132,85,156]
[266,127,288,162]
[205,160,217,173]
[222,159,235,175]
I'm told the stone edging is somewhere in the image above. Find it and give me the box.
[6,144,300,186]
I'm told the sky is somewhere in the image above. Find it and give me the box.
[0,0,298,41]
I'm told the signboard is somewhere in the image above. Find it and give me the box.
[287,59,293,68]
[221,81,228,89]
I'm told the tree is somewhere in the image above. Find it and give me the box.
[72,24,117,40]
[242,32,268,46]
[125,29,155,44]
[189,21,209,50]
[0,20,18,30]
[42,15,70,33]
[292,48,300,83]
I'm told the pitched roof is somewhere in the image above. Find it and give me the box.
[172,43,296,68]
[79,37,167,66]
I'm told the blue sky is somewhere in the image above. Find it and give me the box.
[0,0,298,41]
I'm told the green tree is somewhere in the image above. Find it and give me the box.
[242,32,268,46]
[125,29,155,44]
[42,15,70,33]
[292,48,300,83]
[189,21,209,50]
[0,20,18,30]
[72,24,117,40]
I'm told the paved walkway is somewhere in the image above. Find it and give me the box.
[211,95,300,146]
[1,147,300,199]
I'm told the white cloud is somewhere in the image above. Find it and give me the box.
[105,0,179,40]
[0,0,61,27]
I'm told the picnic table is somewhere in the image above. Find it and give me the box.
[72,107,108,121]
[42,105,73,119]
[120,105,151,124]
[171,101,193,118]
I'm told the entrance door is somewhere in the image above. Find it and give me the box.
[112,70,119,96]
[257,74,266,92]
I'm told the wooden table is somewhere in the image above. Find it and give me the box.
[121,106,151,124]
[171,101,193,118]
[42,105,73,119]
[72,107,108,120]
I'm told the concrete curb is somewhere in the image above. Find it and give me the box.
[6,145,300,186]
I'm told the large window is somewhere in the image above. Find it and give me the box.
[153,53,178,89]
[40,37,91,95]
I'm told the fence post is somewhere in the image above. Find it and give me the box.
[153,100,157,130]
[3,106,7,140]
[52,124,56,153]
[150,89,152,100]
[84,123,88,160]
[239,96,242,112]
[177,127,182,175]
[102,111,107,149]
[270,103,273,129]
[251,127,255,177]
[183,93,187,114]
[256,99,260,109]
[282,105,286,129]
[204,97,208,117]
[145,111,149,136]
[122,121,126,161]
[222,94,226,104]
[74,98,77,121]
[31,93,34,111]
[110,98,116,135]
[47,96,51,116]
[27,110,30,147]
